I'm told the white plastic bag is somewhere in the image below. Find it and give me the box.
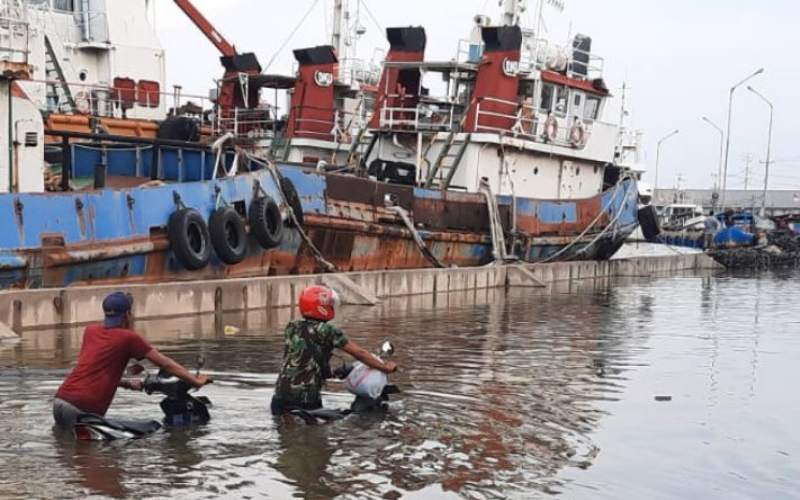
[344,361,388,400]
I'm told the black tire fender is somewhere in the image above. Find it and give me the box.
[209,206,248,265]
[168,208,212,270]
[249,196,284,249]
[280,176,304,227]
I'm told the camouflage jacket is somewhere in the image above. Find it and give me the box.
[274,319,349,406]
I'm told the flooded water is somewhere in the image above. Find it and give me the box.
[1,270,799,499]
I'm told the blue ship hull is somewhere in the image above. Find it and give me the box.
[0,142,639,290]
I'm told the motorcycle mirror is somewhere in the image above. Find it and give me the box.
[126,364,145,376]
[196,355,206,375]
[380,341,394,358]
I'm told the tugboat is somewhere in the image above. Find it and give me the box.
[0,0,640,290]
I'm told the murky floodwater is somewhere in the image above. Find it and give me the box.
[1,269,799,499]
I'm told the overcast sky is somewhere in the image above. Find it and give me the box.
[155,0,798,190]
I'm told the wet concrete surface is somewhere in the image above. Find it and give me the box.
[0,269,798,499]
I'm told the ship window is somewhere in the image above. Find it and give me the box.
[554,86,568,116]
[585,96,601,121]
[52,0,75,11]
[539,83,555,112]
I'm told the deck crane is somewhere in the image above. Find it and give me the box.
[171,0,263,119]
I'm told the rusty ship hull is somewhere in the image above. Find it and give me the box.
[0,143,638,290]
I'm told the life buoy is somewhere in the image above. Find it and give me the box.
[74,91,91,114]
[249,195,284,249]
[569,121,587,148]
[544,115,558,142]
[168,208,212,270]
[209,206,248,265]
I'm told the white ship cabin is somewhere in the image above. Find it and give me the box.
[0,0,167,119]
[0,0,171,193]
[363,23,621,202]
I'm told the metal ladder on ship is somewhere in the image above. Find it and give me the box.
[347,128,379,172]
[424,131,471,190]
[43,35,77,114]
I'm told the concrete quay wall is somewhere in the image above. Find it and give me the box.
[0,253,722,332]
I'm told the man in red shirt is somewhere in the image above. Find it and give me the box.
[53,292,209,430]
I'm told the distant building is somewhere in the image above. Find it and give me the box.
[654,189,800,216]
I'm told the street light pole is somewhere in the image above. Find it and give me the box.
[721,67,764,208]
[747,86,774,217]
[701,117,724,194]
[654,129,680,205]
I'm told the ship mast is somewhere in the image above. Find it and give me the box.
[332,0,345,58]
[500,0,525,26]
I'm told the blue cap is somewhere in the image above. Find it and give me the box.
[102,292,132,328]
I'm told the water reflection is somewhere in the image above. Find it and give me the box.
[1,270,798,499]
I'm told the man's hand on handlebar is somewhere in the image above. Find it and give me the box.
[384,361,398,374]
[194,375,212,388]
[120,379,144,391]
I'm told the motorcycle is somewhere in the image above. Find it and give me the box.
[289,341,400,425]
[72,358,212,441]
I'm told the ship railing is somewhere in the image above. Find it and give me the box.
[214,106,277,141]
[288,104,367,144]
[473,96,593,149]
[28,78,214,119]
[0,15,29,65]
[520,36,605,81]
[379,96,461,132]
[568,46,604,81]
[338,57,382,87]
[455,38,481,65]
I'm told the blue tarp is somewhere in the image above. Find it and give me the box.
[714,227,755,248]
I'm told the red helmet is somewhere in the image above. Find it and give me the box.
[299,285,340,321]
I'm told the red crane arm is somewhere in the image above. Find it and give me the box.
[172,0,237,57]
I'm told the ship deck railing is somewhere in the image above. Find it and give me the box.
[0,15,29,65]
[473,96,593,149]
[287,103,369,144]
[28,77,212,119]
[379,96,465,132]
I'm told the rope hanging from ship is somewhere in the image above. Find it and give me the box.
[246,152,338,273]
[535,175,634,264]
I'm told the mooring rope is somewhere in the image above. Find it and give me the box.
[245,153,338,273]
[536,176,632,264]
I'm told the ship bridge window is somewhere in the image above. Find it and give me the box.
[554,86,568,116]
[52,0,75,11]
[539,83,555,113]
[539,83,569,116]
[584,95,601,121]
[571,91,585,118]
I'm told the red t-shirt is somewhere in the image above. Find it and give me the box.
[55,324,154,416]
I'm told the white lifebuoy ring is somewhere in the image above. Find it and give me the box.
[74,91,91,114]
[569,121,587,148]
[544,115,558,142]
